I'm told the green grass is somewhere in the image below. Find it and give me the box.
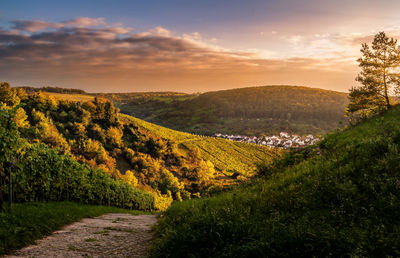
[150,106,400,257]
[121,114,281,176]
[0,202,152,255]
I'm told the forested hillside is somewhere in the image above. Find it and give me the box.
[110,86,349,136]
[151,105,400,257]
[1,83,279,211]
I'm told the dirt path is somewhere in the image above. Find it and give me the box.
[6,213,157,258]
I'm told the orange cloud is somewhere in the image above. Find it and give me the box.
[1,17,364,93]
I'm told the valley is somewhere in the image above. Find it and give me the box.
[2,2,400,257]
[3,82,400,257]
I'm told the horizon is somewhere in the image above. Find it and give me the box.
[14,84,350,95]
[2,0,400,93]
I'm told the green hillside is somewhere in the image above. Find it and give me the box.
[151,105,400,257]
[112,85,349,136]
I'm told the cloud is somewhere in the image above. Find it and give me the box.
[11,17,107,32]
[149,26,172,37]
[63,17,106,27]
[12,20,63,32]
[2,17,262,72]
[0,17,363,92]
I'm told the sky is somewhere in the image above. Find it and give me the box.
[1,0,400,93]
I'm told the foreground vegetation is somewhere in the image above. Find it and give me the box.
[0,106,155,210]
[0,202,150,255]
[151,105,400,257]
[111,86,348,136]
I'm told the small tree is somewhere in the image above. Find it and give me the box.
[0,107,20,209]
[346,32,400,120]
[0,82,20,107]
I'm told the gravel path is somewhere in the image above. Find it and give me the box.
[6,213,157,258]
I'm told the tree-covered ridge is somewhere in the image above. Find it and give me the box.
[16,86,87,95]
[1,82,279,209]
[112,85,349,136]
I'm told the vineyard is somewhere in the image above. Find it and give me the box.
[120,115,281,177]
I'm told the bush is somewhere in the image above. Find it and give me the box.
[11,143,155,210]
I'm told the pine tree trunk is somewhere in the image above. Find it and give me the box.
[383,72,391,109]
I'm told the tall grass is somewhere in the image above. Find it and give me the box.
[150,106,400,257]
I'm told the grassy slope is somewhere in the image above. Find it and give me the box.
[0,202,151,255]
[151,106,400,257]
[121,114,281,176]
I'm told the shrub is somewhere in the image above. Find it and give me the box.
[11,143,154,210]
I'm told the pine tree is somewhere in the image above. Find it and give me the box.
[346,32,400,120]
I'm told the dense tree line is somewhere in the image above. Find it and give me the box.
[16,86,87,94]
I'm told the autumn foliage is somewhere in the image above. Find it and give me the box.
[0,82,253,210]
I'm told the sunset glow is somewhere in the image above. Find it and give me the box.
[1,0,400,92]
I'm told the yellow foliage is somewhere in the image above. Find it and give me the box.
[107,126,123,146]
[82,139,105,159]
[14,107,29,128]
[195,159,215,184]
[125,148,135,161]
[124,170,138,187]
[153,191,173,211]
[32,109,70,153]
[160,168,184,192]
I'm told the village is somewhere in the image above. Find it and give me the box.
[213,132,320,149]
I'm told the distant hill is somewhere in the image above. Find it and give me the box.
[110,86,349,136]
[19,85,349,135]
